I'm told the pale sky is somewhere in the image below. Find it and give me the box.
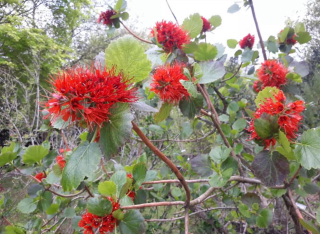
[125,0,308,58]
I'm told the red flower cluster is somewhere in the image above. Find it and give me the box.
[150,21,190,53]
[78,197,120,234]
[239,34,255,49]
[126,173,135,201]
[248,90,305,148]
[56,155,66,170]
[35,172,46,182]
[98,10,117,27]
[201,16,211,32]
[256,60,288,91]
[44,66,138,130]
[150,63,190,104]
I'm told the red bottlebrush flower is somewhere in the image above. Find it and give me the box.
[239,34,255,49]
[201,16,211,32]
[56,155,66,170]
[126,173,133,179]
[78,197,120,234]
[253,80,263,93]
[150,63,190,104]
[35,172,46,182]
[257,60,288,89]
[247,90,305,148]
[59,149,65,153]
[44,66,138,130]
[98,9,117,27]
[150,21,190,53]
[127,190,135,201]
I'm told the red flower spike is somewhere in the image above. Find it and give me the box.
[44,66,138,130]
[239,34,255,49]
[98,9,117,27]
[150,63,190,104]
[126,173,133,179]
[247,90,305,148]
[257,60,288,89]
[253,80,263,93]
[201,16,212,32]
[35,172,46,182]
[150,21,190,53]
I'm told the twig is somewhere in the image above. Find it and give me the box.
[121,201,184,210]
[249,0,267,61]
[120,21,153,44]
[289,166,302,184]
[100,158,108,174]
[60,130,69,149]
[45,188,86,198]
[220,62,242,82]
[213,87,228,113]
[84,185,94,197]
[53,217,67,234]
[145,207,236,222]
[132,121,191,207]
[185,207,189,234]
[166,0,179,25]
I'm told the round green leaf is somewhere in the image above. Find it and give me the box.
[105,35,151,83]
[119,210,146,234]
[17,198,37,214]
[154,102,173,123]
[182,13,203,38]
[227,3,240,13]
[198,60,226,84]
[256,209,273,228]
[0,152,17,166]
[227,39,238,49]
[208,15,222,28]
[232,118,247,131]
[87,197,113,217]
[194,43,218,61]
[132,163,147,189]
[63,207,76,218]
[255,87,280,108]
[98,181,117,197]
[22,145,49,164]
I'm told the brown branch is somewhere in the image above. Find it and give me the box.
[60,130,69,149]
[120,21,153,44]
[220,62,242,82]
[84,185,94,197]
[166,0,179,25]
[145,207,236,222]
[132,121,191,207]
[249,0,267,61]
[121,201,184,210]
[2,216,13,226]
[289,165,302,184]
[100,158,108,174]
[45,188,86,198]
[213,87,228,113]
[185,207,189,234]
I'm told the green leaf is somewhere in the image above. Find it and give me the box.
[232,119,247,131]
[132,163,147,189]
[299,219,320,234]
[241,48,254,63]
[182,42,198,54]
[270,188,287,197]
[4,226,25,234]
[296,31,311,44]
[113,209,125,220]
[254,116,278,140]
[252,151,289,186]
[114,0,127,12]
[276,130,295,160]
[180,80,197,98]
[87,197,112,217]
[208,15,222,28]
[46,204,59,215]
[239,203,251,218]
[193,63,203,80]
[179,94,203,119]
[145,170,158,181]
[198,60,226,84]
[0,152,17,166]
[105,35,152,83]
[316,206,320,224]
[61,141,102,191]
[111,170,127,197]
[45,171,61,184]
[291,61,309,77]
[171,187,182,198]
[227,3,240,13]
[227,39,238,49]
[209,146,231,163]
[154,102,173,123]
[22,145,49,164]
[1,142,15,154]
[120,12,129,20]
[190,154,213,177]
[209,168,233,188]
[241,193,261,207]
[256,209,273,228]
[295,128,320,170]
[99,103,133,159]
[286,73,302,83]
[181,121,193,139]
[182,13,203,38]
[98,181,117,197]
[279,27,291,43]
[17,198,37,214]
[63,207,76,218]
[119,210,146,234]
[266,36,278,53]
[194,43,218,61]
[304,183,320,194]
[255,87,280,108]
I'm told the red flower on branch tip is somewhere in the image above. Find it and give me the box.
[150,63,190,104]
[247,90,305,148]
[43,65,138,130]
[98,9,117,27]
[35,172,46,182]
[257,60,288,89]
[201,16,211,33]
[239,34,255,49]
[279,30,297,45]
[78,197,120,234]
[150,21,190,53]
